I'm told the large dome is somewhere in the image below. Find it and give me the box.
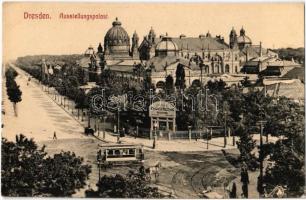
[237,27,252,44]
[104,17,130,58]
[155,36,179,57]
[237,35,252,44]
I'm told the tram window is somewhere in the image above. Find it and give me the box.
[129,149,135,155]
[115,150,120,155]
[108,150,114,155]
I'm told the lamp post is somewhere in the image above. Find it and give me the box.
[257,120,267,197]
[188,125,192,142]
[224,110,227,148]
[103,116,107,140]
[64,97,66,108]
[206,127,209,149]
[117,108,120,134]
[96,150,102,182]
[153,122,158,149]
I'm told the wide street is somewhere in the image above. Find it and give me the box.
[2,65,265,198]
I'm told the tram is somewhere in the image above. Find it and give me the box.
[97,143,144,167]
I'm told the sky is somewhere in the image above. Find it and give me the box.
[3,2,305,61]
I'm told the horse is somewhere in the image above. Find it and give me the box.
[145,161,162,182]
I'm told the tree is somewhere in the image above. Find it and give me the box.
[1,134,91,197]
[175,63,186,90]
[75,90,88,120]
[262,97,304,197]
[6,68,22,117]
[165,75,174,95]
[207,79,227,93]
[85,166,163,198]
[236,124,258,170]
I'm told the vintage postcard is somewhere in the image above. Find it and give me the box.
[2,2,305,198]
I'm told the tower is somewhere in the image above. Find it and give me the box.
[148,27,156,44]
[240,26,245,36]
[206,31,211,37]
[97,43,103,54]
[131,31,139,59]
[229,27,238,49]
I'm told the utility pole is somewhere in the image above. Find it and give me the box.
[117,108,120,134]
[224,111,227,148]
[153,122,158,149]
[257,120,266,197]
[97,150,101,182]
[103,116,107,140]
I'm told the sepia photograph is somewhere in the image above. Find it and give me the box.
[1,2,305,198]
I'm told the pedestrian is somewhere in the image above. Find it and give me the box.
[53,131,57,140]
[117,134,120,143]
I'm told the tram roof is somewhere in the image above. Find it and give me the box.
[98,143,143,149]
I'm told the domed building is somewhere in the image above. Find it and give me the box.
[237,27,252,50]
[104,17,131,59]
[155,35,179,57]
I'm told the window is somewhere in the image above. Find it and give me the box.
[225,64,230,73]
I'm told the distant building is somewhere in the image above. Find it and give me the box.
[77,18,284,88]
[242,56,301,77]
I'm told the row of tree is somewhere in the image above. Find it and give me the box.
[5,66,22,116]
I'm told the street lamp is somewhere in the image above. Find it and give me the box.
[96,150,102,182]
[224,110,227,148]
[188,125,192,142]
[103,116,107,140]
[153,122,158,149]
[206,127,209,149]
[117,107,120,134]
[257,119,267,197]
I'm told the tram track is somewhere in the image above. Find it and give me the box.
[190,167,207,196]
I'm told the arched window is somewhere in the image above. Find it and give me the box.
[225,64,230,73]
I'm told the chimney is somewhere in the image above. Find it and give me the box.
[259,41,262,57]
[199,34,205,39]
[180,34,186,39]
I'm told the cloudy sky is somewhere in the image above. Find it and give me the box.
[3,2,304,61]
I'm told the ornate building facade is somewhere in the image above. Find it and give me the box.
[78,18,277,88]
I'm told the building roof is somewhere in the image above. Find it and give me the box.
[104,18,130,46]
[140,36,229,52]
[156,37,179,51]
[237,35,252,44]
[267,60,301,67]
[145,55,199,72]
[107,65,134,73]
[264,79,304,100]
[282,66,304,82]
[240,46,260,58]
